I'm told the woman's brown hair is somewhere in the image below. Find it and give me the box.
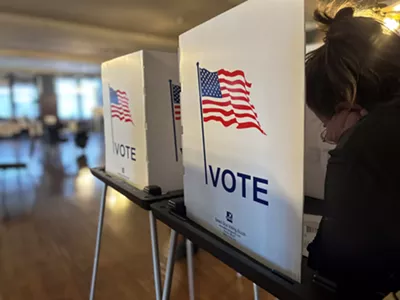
[306,7,400,118]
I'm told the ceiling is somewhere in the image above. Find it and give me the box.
[0,0,248,73]
[0,0,389,74]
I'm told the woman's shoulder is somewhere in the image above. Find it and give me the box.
[331,104,400,162]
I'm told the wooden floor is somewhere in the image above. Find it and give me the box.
[0,134,274,300]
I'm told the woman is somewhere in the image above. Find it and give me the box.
[306,6,400,298]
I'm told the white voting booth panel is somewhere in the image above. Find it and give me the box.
[304,43,334,200]
[302,44,335,259]
[102,50,183,193]
[303,43,333,257]
[180,0,305,282]
[304,106,331,200]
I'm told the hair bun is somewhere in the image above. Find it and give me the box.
[314,7,355,31]
[335,7,355,20]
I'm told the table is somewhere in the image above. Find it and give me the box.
[151,199,339,300]
[0,163,27,170]
[89,167,183,300]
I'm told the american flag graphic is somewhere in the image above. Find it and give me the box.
[109,87,133,124]
[199,67,265,135]
[172,83,181,121]
[169,81,181,162]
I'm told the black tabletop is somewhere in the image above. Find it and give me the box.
[90,167,183,210]
[151,200,339,300]
[0,163,27,170]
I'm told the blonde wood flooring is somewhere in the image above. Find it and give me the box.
[0,135,274,300]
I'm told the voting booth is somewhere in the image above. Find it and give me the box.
[303,43,332,257]
[304,106,331,200]
[180,0,305,282]
[304,43,333,200]
[101,50,183,193]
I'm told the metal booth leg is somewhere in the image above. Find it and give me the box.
[253,283,260,300]
[149,211,162,300]
[89,184,108,300]
[186,239,195,300]
[161,230,179,300]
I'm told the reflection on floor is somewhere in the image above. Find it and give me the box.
[0,133,273,300]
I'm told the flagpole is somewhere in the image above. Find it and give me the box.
[196,62,208,185]
[109,85,116,153]
[169,80,179,162]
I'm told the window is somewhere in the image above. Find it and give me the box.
[56,77,101,120]
[13,83,39,119]
[0,85,11,119]
[56,78,80,120]
[80,78,101,119]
